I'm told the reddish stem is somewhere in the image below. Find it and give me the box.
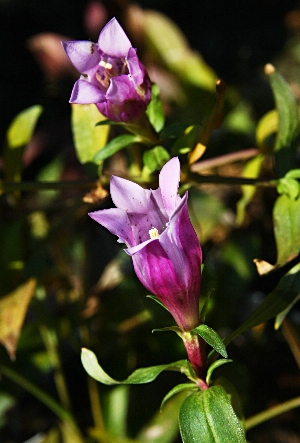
[182,332,208,390]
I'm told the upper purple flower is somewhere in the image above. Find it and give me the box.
[89,157,202,331]
[62,17,151,122]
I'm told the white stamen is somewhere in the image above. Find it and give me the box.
[99,60,113,70]
[149,227,160,239]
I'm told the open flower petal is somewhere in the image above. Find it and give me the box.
[98,17,132,58]
[70,79,105,104]
[88,208,134,246]
[62,41,100,73]
[159,157,181,217]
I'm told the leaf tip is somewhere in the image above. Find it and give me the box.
[264,63,275,76]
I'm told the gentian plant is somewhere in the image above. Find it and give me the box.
[3,10,300,443]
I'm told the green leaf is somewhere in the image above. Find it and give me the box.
[7,105,43,148]
[143,10,216,91]
[236,154,264,224]
[81,348,189,385]
[93,134,140,163]
[273,193,300,265]
[265,65,299,175]
[206,359,233,386]
[143,146,170,173]
[256,109,278,153]
[224,262,300,347]
[146,83,165,132]
[277,177,300,199]
[193,325,228,358]
[71,103,110,164]
[171,124,201,156]
[179,386,246,443]
[275,291,300,329]
[160,383,197,411]
[4,105,43,181]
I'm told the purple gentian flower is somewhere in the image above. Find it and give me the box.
[62,17,151,123]
[89,157,202,331]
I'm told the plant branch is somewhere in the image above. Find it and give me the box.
[245,396,300,431]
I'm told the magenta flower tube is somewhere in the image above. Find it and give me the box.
[62,17,151,122]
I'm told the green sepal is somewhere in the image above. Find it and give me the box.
[146,294,169,311]
[81,348,190,385]
[143,146,170,173]
[146,83,165,132]
[206,359,233,386]
[93,134,140,163]
[160,383,198,411]
[95,119,118,126]
[179,386,247,443]
[192,325,228,358]
[152,326,181,335]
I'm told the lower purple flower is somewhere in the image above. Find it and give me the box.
[89,157,202,331]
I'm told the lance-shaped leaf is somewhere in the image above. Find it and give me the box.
[273,193,300,265]
[4,105,43,182]
[193,324,228,358]
[93,134,140,163]
[81,348,189,385]
[71,103,110,165]
[265,64,299,176]
[179,385,246,443]
[0,279,36,360]
[223,262,300,347]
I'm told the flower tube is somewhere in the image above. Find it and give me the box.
[89,157,202,332]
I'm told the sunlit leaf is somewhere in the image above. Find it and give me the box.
[71,103,110,164]
[236,154,264,225]
[143,146,170,173]
[81,348,189,385]
[0,278,36,360]
[4,105,43,181]
[265,64,299,176]
[179,386,246,442]
[7,105,43,149]
[143,10,216,91]
[274,193,300,265]
[256,109,278,153]
[193,325,228,358]
[146,83,165,132]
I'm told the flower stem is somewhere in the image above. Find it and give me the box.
[39,325,71,411]
[245,396,300,431]
[182,332,208,390]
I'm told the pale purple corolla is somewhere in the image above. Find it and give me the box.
[62,17,151,122]
[89,157,202,332]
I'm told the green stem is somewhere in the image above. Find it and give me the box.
[0,364,72,422]
[39,325,71,410]
[1,175,278,195]
[245,396,300,431]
